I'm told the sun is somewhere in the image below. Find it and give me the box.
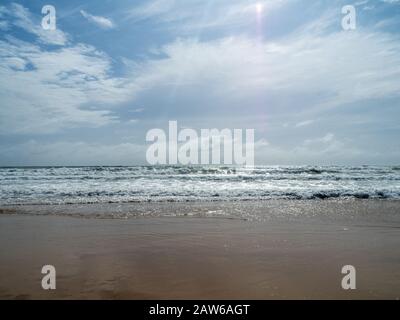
[256,3,263,14]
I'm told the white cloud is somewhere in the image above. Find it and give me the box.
[0,37,135,134]
[0,20,8,30]
[0,140,147,166]
[3,56,27,70]
[0,6,9,30]
[132,108,145,113]
[1,2,400,165]
[295,120,314,128]
[127,0,175,20]
[303,133,337,149]
[253,133,367,165]
[292,133,364,162]
[7,3,68,45]
[3,4,400,137]
[125,23,400,115]
[0,4,135,135]
[80,10,115,29]
[126,0,287,31]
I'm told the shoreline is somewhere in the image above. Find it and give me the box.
[0,199,399,299]
[1,198,400,220]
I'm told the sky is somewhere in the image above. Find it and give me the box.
[0,0,399,166]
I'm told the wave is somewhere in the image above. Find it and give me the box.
[1,165,399,205]
[1,190,399,206]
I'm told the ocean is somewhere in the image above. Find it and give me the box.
[1,165,399,205]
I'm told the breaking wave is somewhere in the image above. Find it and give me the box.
[1,165,399,205]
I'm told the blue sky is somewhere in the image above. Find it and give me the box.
[0,0,399,165]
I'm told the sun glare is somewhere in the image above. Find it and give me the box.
[256,3,263,14]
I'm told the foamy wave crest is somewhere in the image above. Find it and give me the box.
[0,165,399,205]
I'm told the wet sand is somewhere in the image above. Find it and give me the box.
[0,200,399,299]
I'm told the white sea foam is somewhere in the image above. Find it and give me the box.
[0,165,399,205]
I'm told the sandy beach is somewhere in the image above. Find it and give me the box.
[0,199,399,299]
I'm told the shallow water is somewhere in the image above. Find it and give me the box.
[1,200,400,226]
